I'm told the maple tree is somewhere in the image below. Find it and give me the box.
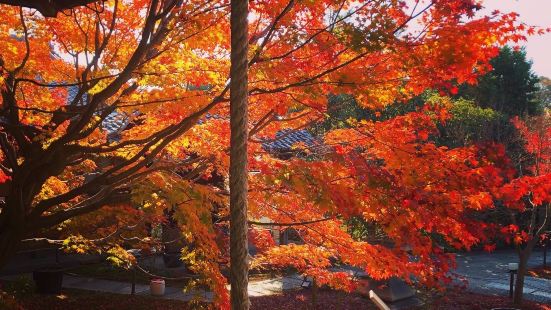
[493,113,550,305]
[0,0,539,308]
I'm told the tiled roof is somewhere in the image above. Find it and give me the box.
[197,113,227,125]
[67,85,88,106]
[262,129,320,154]
[67,85,130,138]
[66,86,318,153]
[197,116,322,155]
[102,111,131,135]
[12,81,321,154]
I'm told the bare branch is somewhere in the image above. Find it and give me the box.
[13,8,30,75]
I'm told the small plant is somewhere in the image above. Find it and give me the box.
[0,289,23,310]
[1,277,35,298]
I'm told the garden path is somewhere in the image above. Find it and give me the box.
[453,249,551,303]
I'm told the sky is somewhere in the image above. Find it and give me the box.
[481,0,551,77]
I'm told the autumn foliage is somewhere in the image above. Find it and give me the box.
[0,0,544,308]
[496,115,550,243]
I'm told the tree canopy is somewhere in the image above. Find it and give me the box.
[0,1,543,308]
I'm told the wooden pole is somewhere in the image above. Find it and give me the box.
[229,0,250,309]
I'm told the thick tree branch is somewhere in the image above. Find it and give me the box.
[248,217,333,227]
[0,0,105,17]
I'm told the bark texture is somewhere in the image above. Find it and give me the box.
[229,0,250,309]
[513,252,528,305]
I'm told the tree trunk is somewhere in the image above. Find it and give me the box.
[513,252,528,305]
[229,0,249,309]
[0,229,21,268]
[0,191,27,269]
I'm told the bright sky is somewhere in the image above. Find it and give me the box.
[481,0,551,77]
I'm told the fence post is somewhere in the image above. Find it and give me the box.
[131,266,136,295]
[543,240,547,267]
[312,278,317,308]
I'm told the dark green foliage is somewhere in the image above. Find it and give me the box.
[445,47,546,170]
[1,275,35,298]
[312,93,426,135]
[438,97,532,173]
[311,94,371,135]
[438,99,505,148]
[457,46,542,116]
[346,217,387,243]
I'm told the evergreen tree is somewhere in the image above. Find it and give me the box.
[458,46,541,116]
